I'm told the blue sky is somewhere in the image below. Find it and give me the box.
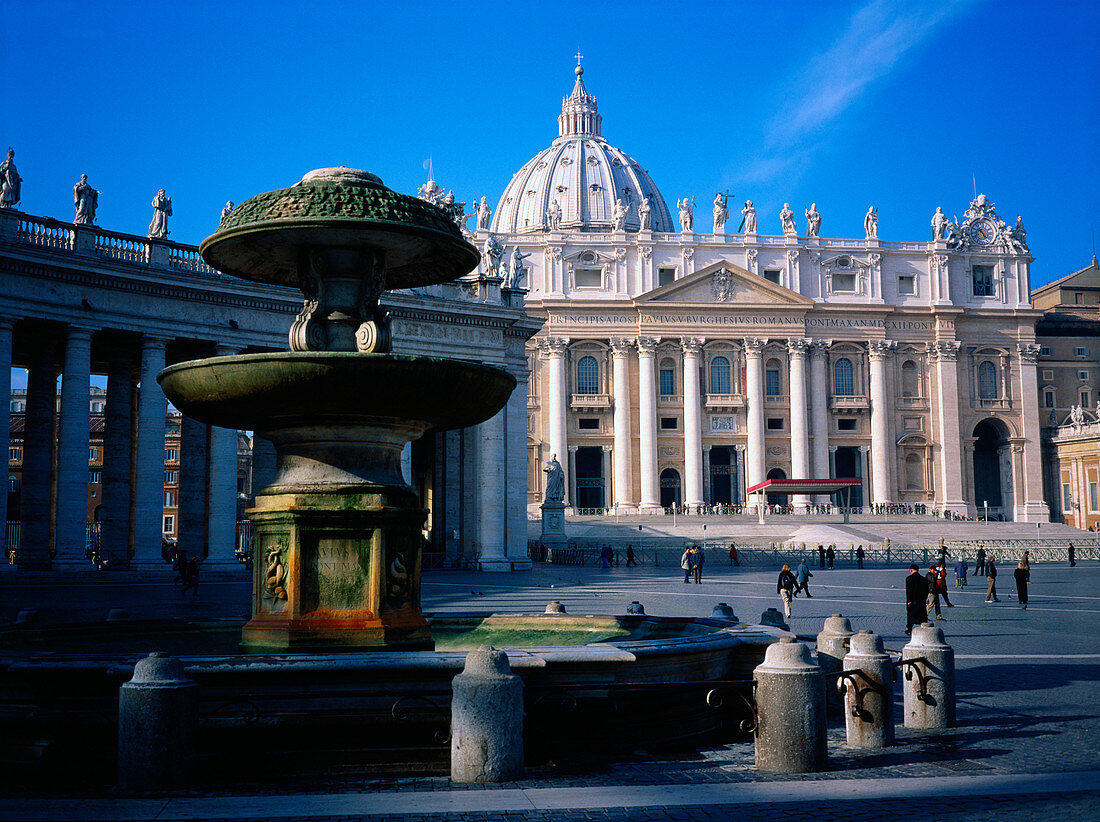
[4,0,1098,291]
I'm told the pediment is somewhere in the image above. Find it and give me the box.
[638,261,813,307]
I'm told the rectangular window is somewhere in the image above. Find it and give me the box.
[660,417,678,430]
[837,418,857,431]
[1090,482,1099,513]
[89,446,98,462]
[766,417,784,430]
[8,476,19,492]
[1075,347,1089,357]
[1044,391,1055,408]
[163,515,175,535]
[1042,369,1055,380]
[1075,293,1084,304]
[972,265,994,297]
[1063,483,1073,510]
[832,273,856,292]
[1079,370,1089,380]
[1040,346,1052,356]
[658,267,676,287]
[574,268,602,288]
[765,369,780,396]
[91,402,104,413]
[165,448,179,462]
[763,269,782,285]
[1081,391,1090,408]
[897,275,915,295]
[8,447,20,462]
[577,418,600,430]
[165,491,176,507]
[165,470,178,484]
[89,470,102,484]
[659,368,674,396]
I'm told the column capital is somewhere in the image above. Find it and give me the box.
[867,339,897,360]
[540,336,570,356]
[702,444,712,453]
[65,324,97,339]
[636,336,661,356]
[743,337,768,356]
[829,445,839,453]
[858,444,870,453]
[1016,342,1041,363]
[141,335,170,351]
[787,338,811,358]
[567,444,579,453]
[601,444,613,453]
[214,344,241,357]
[926,340,960,362]
[734,444,746,453]
[609,337,636,357]
[809,338,832,356]
[680,336,705,356]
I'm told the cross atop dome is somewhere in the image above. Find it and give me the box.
[560,58,601,138]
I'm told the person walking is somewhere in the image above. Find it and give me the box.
[856,545,865,569]
[1013,560,1030,610]
[825,545,835,569]
[926,564,944,620]
[905,564,929,635]
[691,546,705,584]
[818,544,826,569]
[795,558,813,597]
[777,563,797,621]
[173,550,188,586]
[625,544,637,567]
[681,547,692,583]
[954,556,968,589]
[974,545,986,576]
[1068,542,1076,567]
[985,554,1000,602]
[728,543,740,567]
[181,555,200,597]
[936,560,954,607]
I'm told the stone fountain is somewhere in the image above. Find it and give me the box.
[158,167,516,652]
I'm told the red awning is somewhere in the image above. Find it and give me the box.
[745,478,862,495]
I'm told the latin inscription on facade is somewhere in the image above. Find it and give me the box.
[710,416,737,432]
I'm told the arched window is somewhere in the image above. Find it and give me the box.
[978,361,997,399]
[710,356,731,394]
[576,355,599,395]
[765,358,782,396]
[833,358,854,396]
[901,360,918,398]
[659,358,676,396]
[905,454,923,490]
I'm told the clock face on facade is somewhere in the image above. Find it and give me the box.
[969,218,997,246]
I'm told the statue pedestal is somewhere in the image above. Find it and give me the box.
[539,501,568,556]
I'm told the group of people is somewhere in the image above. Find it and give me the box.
[164,542,200,596]
[776,558,816,619]
[680,545,705,584]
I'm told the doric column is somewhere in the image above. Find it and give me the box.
[928,341,967,515]
[20,336,58,569]
[476,408,509,571]
[702,445,712,504]
[177,415,208,562]
[543,336,570,506]
[858,445,870,512]
[681,336,705,507]
[101,350,133,564]
[609,337,635,509]
[505,365,532,570]
[787,338,811,506]
[809,340,832,501]
[131,336,168,568]
[54,326,94,566]
[206,344,240,566]
[743,338,767,490]
[1015,343,1050,521]
[601,445,613,508]
[637,336,661,510]
[0,320,12,560]
[868,340,896,505]
[567,446,579,508]
[734,444,746,503]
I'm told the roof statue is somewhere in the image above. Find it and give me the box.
[147,189,171,239]
[476,196,492,231]
[611,198,628,232]
[417,178,446,206]
[740,200,757,233]
[0,147,22,209]
[482,235,504,277]
[638,197,651,230]
[780,203,796,236]
[805,203,821,237]
[712,193,729,234]
[490,64,672,234]
[864,206,878,240]
[73,174,99,225]
[678,198,694,233]
[506,246,531,289]
[944,193,1028,254]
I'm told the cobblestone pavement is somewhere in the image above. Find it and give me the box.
[1,562,1098,820]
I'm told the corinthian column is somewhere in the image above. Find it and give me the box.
[809,340,832,502]
[609,337,635,509]
[1015,343,1049,521]
[868,340,896,505]
[681,337,705,508]
[55,326,94,566]
[928,341,967,515]
[637,336,661,510]
[743,338,767,490]
[542,336,570,506]
[787,338,811,507]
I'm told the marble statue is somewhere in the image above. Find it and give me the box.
[0,147,22,209]
[543,454,565,503]
[220,201,235,226]
[780,203,796,236]
[482,235,504,276]
[1050,407,1058,426]
[416,178,445,206]
[712,193,728,233]
[476,196,492,230]
[741,200,757,233]
[147,189,172,239]
[611,198,628,231]
[73,174,99,225]
[1071,403,1085,428]
[1012,216,1028,251]
[507,246,531,288]
[931,206,949,240]
[805,203,821,237]
[546,198,562,231]
[677,198,694,233]
[864,206,878,239]
[638,197,651,230]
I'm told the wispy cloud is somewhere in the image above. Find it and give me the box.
[739,0,976,184]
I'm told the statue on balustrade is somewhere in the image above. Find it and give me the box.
[677,197,694,232]
[0,147,22,209]
[741,200,757,233]
[476,196,492,230]
[220,201,235,226]
[805,203,821,237]
[507,246,531,289]
[931,206,950,240]
[780,203,796,236]
[482,234,504,277]
[147,189,172,239]
[638,197,651,230]
[73,174,99,225]
[712,193,728,233]
[611,198,628,232]
[543,454,565,503]
[546,198,563,231]
[864,205,878,239]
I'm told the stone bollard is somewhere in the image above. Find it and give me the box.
[816,614,854,681]
[117,652,197,791]
[839,630,894,749]
[544,601,566,614]
[451,645,524,783]
[759,607,788,631]
[902,622,956,729]
[711,602,737,621]
[753,636,826,773]
[626,601,645,615]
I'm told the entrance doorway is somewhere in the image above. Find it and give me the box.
[709,446,738,504]
[574,446,605,510]
[973,419,1011,519]
[766,467,788,506]
[660,468,682,508]
[833,447,864,508]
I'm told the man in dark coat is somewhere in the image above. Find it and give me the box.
[905,564,929,634]
[974,545,986,576]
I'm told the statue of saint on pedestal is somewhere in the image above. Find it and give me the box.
[220,201,235,226]
[780,203,796,236]
[611,198,628,231]
[147,189,172,239]
[677,198,694,233]
[543,454,565,503]
[931,206,949,240]
[638,197,651,230]
[476,196,492,230]
[546,198,562,231]
[712,193,728,233]
[864,206,878,240]
[0,147,22,209]
[507,246,530,289]
[741,200,757,233]
[805,203,821,237]
[73,174,99,225]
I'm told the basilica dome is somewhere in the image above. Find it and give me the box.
[490,66,673,235]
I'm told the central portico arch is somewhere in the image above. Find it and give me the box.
[972,418,1014,520]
